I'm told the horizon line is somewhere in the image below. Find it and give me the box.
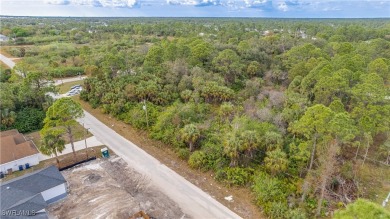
[1,15,390,19]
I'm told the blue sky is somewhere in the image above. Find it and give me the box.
[1,0,389,18]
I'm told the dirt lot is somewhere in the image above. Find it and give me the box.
[47,156,189,219]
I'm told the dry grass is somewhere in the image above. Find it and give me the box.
[0,61,10,70]
[12,58,22,63]
[357,162,390,211]
[0,47,13,58]
[76,98,265,219]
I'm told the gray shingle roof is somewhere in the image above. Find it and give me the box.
[7,194,47,212]
[0,165,66,216]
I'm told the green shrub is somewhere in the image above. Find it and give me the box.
[177,148,190,160]
[287,208,308,219]
[123,102,160,130]
[0,68,11,82]
[188,151,208,170]
[49,66,84,78]
[252,171,289,205]
[12,108,45,133]
[79,90,88,101]
[202,142,227,171]
[334,199,390,219]
[215,167,254,186]
[266,201,288,219]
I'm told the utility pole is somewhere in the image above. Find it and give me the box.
[143,99,149,129]
[383,192,390,207]
[83,123,89,159]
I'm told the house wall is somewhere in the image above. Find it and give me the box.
[0,154,39,173]
[41,183,67,204]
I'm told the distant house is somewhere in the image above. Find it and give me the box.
[0,165,67,218]
[0,34,9,42]
[0,130,40,173]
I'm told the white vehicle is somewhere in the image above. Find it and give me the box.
[66,86,83,96]
[70,85,81,89]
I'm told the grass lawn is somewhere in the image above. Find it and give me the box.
[0,145,114,182]
[57,80,84,94]
[25,124,93,148]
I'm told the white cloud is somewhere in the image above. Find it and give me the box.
[166,0,220,6]
[71,0,100,6]
[44,0,138,8]
[244,0,268,7]
[44,0,70,4]
[98,0,138,7]
[167,0,196,5]
[277,1,288,11]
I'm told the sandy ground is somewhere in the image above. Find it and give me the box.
[47,156,189,219]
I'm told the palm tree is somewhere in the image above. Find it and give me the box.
[0,109,16,128]
[224,132,242,167]
[264,148,289,176]
[240,130,260,159]
[180,124,200,152]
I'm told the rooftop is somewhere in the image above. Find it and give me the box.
[0,165,66,218]
[0,129,39,165]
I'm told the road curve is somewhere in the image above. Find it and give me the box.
[0,54,86,85]
[78,110,242,219]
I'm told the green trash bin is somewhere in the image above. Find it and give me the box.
[101,147,110,158]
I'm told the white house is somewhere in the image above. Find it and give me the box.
[0,165,68,218]
[0,129,40,173]
[0,34,9,42]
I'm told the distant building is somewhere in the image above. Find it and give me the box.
[0,165,67,218]
[0,130,40,173]
[0,34,9,42]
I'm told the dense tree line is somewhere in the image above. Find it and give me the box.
[1,17,389,218]
[0,67,55,132]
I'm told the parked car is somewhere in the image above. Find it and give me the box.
[70,85,81,90]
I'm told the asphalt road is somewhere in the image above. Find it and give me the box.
[78,111,242,219]
[53,76,86,86]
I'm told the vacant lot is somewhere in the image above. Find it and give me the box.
[47,156,189,219]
